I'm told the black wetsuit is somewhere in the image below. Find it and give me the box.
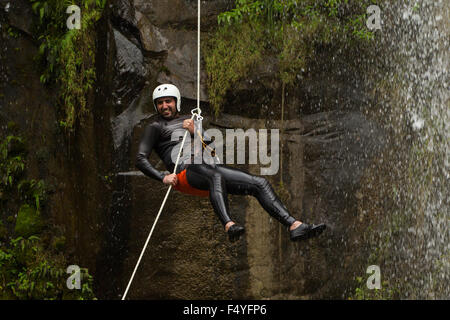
[136,115,297,228]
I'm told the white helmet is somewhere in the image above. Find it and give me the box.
[152,84,181,112]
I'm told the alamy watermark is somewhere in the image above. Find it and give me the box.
[366,5,382,30]
[66,5,81,30]
[366,265,381,289]
[66,264,81,290]
[170,120,280,175]
[65,4,382,31]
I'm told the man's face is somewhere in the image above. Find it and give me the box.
[156,96,177,119]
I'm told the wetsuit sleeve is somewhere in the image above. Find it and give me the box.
[135,123,167,182]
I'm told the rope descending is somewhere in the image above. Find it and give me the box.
[121,112,195,300]
[121,0,202,300]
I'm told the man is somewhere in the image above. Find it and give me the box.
[136,84,326,242]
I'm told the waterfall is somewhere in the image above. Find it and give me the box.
[361,0,449,299]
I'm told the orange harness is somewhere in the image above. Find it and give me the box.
[173,169,209,197]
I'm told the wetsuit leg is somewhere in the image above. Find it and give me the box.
[186,164,232,227]
[215,165,297,227]
[186,164,296,228]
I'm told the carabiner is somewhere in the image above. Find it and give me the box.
[191,108,203,121]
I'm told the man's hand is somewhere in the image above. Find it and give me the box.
[163,173,178,186]
[182,119,194,134]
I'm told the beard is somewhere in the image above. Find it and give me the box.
[159,106,178,120]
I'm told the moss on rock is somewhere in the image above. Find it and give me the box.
[14,204,43,238]
[52,236,66,252]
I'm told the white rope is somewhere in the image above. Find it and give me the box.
[121,0,202,300]
[121,114,194,300]
[197,0,201,115]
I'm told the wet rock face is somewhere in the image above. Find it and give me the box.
[133,0,232,29]
[109,2,148,114]
[105,0,388,299]
[0,0,114,286]
[112,28,148,106]
[108,0,234,152]
[109,0,233,111]
[0,0,393,300]
[0,0,33,36]
[119,167,249,299]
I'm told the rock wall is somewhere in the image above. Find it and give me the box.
[0,0,388,299]
[0,0,115,292]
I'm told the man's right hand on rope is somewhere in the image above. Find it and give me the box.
[182,119,194,134]
[163,173,178,186]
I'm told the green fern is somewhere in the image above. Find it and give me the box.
[28,0,105,132]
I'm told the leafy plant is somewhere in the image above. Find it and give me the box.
[0,236,96,300]
[203,22,265,116]
[0,136,26,190]
[0,132,96,299]
[18,180,47,211]
[28,0,106,132]
[6,25,20,38]
[349,276,398,300]
[206,0,377,114]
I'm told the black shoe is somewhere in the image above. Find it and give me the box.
[290,223,326,242]
[227,224,245,242]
